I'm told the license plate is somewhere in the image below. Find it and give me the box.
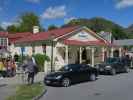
[46,80,50,83]
[100,68,104,71]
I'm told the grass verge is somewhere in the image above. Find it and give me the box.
[6,83,45,100]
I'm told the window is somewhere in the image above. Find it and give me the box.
[0,38,7,47]
[42,44,46,53]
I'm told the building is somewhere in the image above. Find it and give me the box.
[14,26,123,73]
[0,26,126,73]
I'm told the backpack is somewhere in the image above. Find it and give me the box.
[34,65,39,74]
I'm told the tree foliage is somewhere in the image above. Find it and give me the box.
[7,25,18,33]
[112,26,128,40]
[19,12,41,32]
[33,54,50,72]
[48,25,58,31]
[63,17,132,39]
[7,12,44,33]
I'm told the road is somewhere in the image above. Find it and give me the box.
[41,70,133,100]
[0,84,16,100]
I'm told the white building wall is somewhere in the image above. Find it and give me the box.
[10,44,21,57]
[25,46,32,56]
[68,46,78,64]
[45,46,52,73]
[35,46,43,54]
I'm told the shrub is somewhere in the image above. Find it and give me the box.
[33,54,50,71]
[17,55,28,63]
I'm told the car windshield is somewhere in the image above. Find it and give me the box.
[59,64,79,72]
[106,58,118,63]
[59,66,70,71]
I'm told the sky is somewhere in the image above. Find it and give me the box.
[0,0,133,29]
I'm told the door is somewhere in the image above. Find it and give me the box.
[115,58,123,72]
[68,64,83,82]
[78,64,90,81]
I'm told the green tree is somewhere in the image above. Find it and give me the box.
[63,17,131,39]
[33,54,50,72]
[6,12,44,33]
[7,25,19,33]
[48,25,58,31]
[19,12,42,32]
[112,26,128,40]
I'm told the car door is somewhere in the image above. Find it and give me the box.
[113,58,121,72]
[78,64,90,81]
[67,64,83,82]
[119,58,126,72]
[115,58,124,72]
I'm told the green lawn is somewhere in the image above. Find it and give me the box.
[6,83,45,100]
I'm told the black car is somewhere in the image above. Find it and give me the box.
[44,64,98,87]
[96,57,130,75]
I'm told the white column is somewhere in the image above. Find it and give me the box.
[65,45,68,65]
[111,47,114,57]
[102,47,105,62]
[119,47,122,57]
[91,48,95,67]
[79,47,82,64]
[106,48,109,58]
[53,46,56,69]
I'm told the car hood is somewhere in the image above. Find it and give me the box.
[98,63,112,68]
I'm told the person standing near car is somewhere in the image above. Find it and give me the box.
[22,57,38,84]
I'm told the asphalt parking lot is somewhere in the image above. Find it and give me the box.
[41,70,133,100]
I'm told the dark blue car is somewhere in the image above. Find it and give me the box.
[44,64,98,87]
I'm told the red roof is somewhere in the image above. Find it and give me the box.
[0,32,8,37]
[63,40,108,46]
[15,26,80,44]
[15,26,111,46]
[8,32,32,43]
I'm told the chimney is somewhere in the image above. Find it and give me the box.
[33,26,39,34]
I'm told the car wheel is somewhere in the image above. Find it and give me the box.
[110,68,116,75]
[89,74,96,81]
[62,78,71,87]
[125,67,130,73]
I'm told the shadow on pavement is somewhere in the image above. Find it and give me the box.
[0,84,7,87]
[45,79,98,88]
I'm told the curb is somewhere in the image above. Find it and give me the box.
[32,88,47,100]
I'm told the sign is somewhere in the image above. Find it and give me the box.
[78,32,88,40]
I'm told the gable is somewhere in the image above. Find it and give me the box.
[67,30,99,42]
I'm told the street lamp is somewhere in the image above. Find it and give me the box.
[50,33,55,72]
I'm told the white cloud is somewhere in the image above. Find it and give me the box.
[26,0,41,3]
[64,17,76,24]
[1,22,13,29]
[41,5,66,19]
[116,0,133,8]
[1,21,19,29]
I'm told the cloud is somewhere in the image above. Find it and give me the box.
[64,17,76,24]
[116,0,133,8]
[1,21,19,29]
[41,5,66,19]
[1,22,13,29]
[26,0,41,3]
